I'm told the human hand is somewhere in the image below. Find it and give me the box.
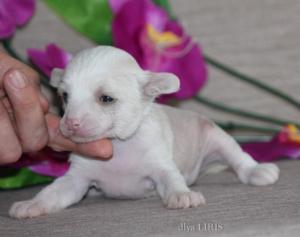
[0,51,112,164]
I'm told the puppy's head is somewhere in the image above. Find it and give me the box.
[51,46,179,142]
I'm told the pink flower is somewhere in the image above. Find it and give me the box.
[27,43,72,77]
[110,0,208,102]
[242,125,300,162]
[0,0,36,39]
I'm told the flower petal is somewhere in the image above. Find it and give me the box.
[0,1,16,39]
[109,0,130,14]
[3,147,70,177]
[8,0,36,26]
[159,43,207,102]
[27,48,52,76]
[27,43,71,77]
[47,43,72,69]
[242,136,300,162]
[112,0,208,102]
[28,148,70,177]
[112,0,147,62]
[29,159,69,177]
[145,0,168,31]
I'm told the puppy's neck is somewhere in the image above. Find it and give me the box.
[114,101,156,141]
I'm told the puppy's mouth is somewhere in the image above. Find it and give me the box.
[69,135,103,143]
[60,128,105,143]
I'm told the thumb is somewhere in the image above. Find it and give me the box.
[46,114,112,159]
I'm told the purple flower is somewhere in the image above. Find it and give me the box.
[27,43,72,77]
[242,125,300,162]
[6,148,70,177]
[110,0,208,102]
[27,149,70,177]
[0,0,36,39]
[109,0,130,13]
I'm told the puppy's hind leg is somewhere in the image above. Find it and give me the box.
[9,172,90,219]
[208,126,279,186]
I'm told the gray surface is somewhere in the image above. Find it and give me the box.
[1,0,300,236]
[0,161,299,237]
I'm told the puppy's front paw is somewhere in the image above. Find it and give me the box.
[247,163,280,186]
[9,199,48,219]
[164,191,206,209]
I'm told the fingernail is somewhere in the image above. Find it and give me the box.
[8,70,27,89]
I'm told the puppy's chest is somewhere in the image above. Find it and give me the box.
[87,140,155,198]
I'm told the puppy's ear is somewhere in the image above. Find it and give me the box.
[142,72,180,98]
[50,68,64,88]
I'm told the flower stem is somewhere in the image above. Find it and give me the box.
[216,121,280,134]
[2,39,24,61]
[233,135,272,143]
[203,54,300,110]
[194,95,300,127]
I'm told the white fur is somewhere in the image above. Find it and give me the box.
[9,46,279,218]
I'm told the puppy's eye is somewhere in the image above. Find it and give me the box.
[99,95,114,103]
[62,92,68,103]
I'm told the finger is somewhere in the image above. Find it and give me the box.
[75,139,113,159]
[1,87,48,114]
[0,89,5,98]
[0,52,49,113]
[0,100,22,164]
[2,97,13,114]
[33,82,49,113]
[39,93,49,113]
[0,51,39,87]
[46,114,113,159]
[3,70,48,152]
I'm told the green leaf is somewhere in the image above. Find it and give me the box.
[43,0,114,44]
[0,167,53,189]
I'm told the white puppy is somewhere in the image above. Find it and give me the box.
[9,46,279,218]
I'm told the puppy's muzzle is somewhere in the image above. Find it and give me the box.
[65,118,81,132]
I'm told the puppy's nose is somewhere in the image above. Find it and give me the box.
[65,118,81,131]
